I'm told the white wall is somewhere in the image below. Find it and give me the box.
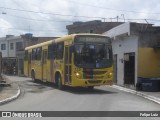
[103,22,139,87]
[112,35,138,86]
[0,40,8,57]
[0,36,23,58]
[8,39,23,57]
[104,22,130,38]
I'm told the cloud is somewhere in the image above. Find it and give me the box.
[0,18,12,28]
[0,18,13,36]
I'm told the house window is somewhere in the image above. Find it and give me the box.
[1,44,6,50]
[90,30,94,33]
[10,43,14,50]
[16,42,23,51]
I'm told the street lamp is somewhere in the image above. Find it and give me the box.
[2,12,7,15]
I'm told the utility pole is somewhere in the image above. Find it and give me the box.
[110,18,112,22]
[117,16,119,22]
[121,14,125,22]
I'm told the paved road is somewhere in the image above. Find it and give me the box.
[0,76,160,120]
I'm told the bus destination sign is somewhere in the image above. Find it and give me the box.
[75,36,111,43]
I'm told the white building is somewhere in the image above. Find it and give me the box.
[0,35,24,58]
[103,22,160,89]
[0,34,58,76]
[0,35,24,75]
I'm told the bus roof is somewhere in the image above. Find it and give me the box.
[25,40,54,50]
[25,34,108,50]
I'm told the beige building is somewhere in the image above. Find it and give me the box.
[0,34,58,76]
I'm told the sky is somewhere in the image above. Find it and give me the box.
[0,0,160,37]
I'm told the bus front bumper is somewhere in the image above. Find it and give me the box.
[71,79,113,87]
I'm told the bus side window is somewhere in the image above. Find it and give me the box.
[32,48,37,60]
[32,47,42,60]
[48,45,52,59]
[56,42,64,59]
[37,47,42,60]
[52,44,56,59]
[48,44,56,59]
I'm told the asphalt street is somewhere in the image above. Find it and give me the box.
[0,76,160,120]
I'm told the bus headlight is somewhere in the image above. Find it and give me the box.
[108,72,113,78]
[75,72,80,78]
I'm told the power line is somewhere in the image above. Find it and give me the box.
[67,0,160,15]
[2,13,74,23]
[20,0,117,20]
[0,26,67,33]
[3,12,160,23]
[1,6,160,23]
[0,6,107,19]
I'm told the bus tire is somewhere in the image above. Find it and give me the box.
[31,70,36,82]
[56,74,63,90]
[87,86,94,90]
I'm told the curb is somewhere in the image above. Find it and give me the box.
[111,85,160,105]
[0,85,21,105]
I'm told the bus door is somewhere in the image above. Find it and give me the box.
[42,50,47,80]
[28,53,31,77]
[64,46,72,84]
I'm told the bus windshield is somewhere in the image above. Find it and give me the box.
[74,44,112,69]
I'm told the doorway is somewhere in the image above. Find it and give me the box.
[64,46,72,84]
[28,53,31,77]
[113,54,117,84]
[42,50,47,80]
[124,53,135,85]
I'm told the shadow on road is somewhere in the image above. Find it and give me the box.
[25,79,117,95]
[19,79,55,93]
[61,86,118,95]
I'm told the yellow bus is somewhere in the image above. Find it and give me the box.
[24,34,113,89]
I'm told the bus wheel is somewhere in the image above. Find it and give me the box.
[57,74,63,90]
[31,71,36,82]
[87,86,94,90]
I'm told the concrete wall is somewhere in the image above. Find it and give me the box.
[66,20,123,34]
[138,32,160,47]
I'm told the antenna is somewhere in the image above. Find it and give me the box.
[117,16,119,22]
[110,18,112,22]
[144,19,149,24]
[121,14,125,22]
[144,19,149,31]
